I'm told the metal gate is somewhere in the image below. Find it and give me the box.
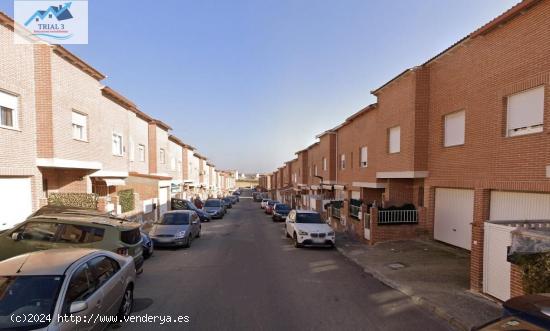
[483,222,513,301]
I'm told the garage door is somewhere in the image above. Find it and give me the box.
[434,188,474,250]
[0,178,32,230]
[490,191,550,221]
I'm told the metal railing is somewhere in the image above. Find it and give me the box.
[349,205,361,218]
[331,206,341,219]
[377,209,418,225]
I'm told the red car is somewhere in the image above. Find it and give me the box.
[265,201,280,215]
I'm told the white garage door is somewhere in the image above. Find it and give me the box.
[490,191,550,221]
[159,187,169,216]
[434,188,474,250]
[0,178,33,230]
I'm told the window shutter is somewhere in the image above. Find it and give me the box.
[72,111,87,127]
[507,86,544,135]
[360,146,368,167]
[444,110,465,147]
[0,90,18,110]
[389,126,401,153]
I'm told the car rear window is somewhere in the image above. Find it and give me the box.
[120,228,141,245]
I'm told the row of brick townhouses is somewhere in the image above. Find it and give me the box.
[266,0,550,302]
[0,12,237,230]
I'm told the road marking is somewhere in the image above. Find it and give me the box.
[311,264,339,273]
[309,259,336,268]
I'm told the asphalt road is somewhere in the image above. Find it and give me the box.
[114,192,452,331]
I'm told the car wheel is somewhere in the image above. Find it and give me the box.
[117,285,134,319]
[143,249,151,259]
[184,236,191,248]
[286,231,291,238]
[293,233,302,248]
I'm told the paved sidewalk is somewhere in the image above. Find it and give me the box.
[336,235,502,330]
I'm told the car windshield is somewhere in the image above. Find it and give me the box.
[276,204,290,211]
[0,275,64,330]
[205,200,221,207]
[296,213,324,224]
[156,213,190,225]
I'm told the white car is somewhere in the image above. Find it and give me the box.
[260,199,270,209]
[285,210,335,248]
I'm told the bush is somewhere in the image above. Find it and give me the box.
[48,193,98,209]
[515,252,550,294]
[118,189,135,213]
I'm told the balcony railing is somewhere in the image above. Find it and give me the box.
[331,206,341,219]
[349,205,360,219]
[377,209,418,225]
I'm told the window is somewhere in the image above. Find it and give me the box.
[138,144,145,162]
[112,133,123,156]
[360,146,368,167]
[340,154,346,170]
[0,90,18,129]
[293,173,297,183]
[314,165,318,176]
[88,256,119,288]
[444,110,465,147]
[71,111,87,141]
[20,222,59,242]
[65,263,95,305]
[389,126,401,153]
[58,225,105,244]
[507,86,545,137]
[322,157,327,171]
[160,149,166,164]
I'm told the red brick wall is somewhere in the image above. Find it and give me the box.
[510,264,525,298]
[34,44,53,158]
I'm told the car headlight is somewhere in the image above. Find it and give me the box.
[298,230,308,235]
[328,231,335,236]
[174,231,186,239]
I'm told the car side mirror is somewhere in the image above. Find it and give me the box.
[11,232,22,241]
[69,301,88,314]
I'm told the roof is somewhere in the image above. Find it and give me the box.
[345,103,377,122]
[193,152,207,160]
[168,134,186,147]
[152,119,172,131]
[101,86,137,111]
[0,249,98,275]
[370,67,418,96]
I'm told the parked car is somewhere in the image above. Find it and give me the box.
[228,195,239,204]
[233,190,241,196]
[0,248,136,331]
[203,199,225,219]
[253,192,263,202]
[261,199,271,209]
[171,198,212,222]
[148,210,201,248]
[141,231,154,259]
[474,293,550,330]
[285,210,335,248]
[222,197,233,209]
[0,206,144,273]
[272,203,291,222]
[265,200,280,215]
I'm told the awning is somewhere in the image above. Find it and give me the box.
[104,178,126,186]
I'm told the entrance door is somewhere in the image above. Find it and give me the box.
[159,187,169,216]
[0,177,32,230]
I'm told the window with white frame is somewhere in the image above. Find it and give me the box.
[71,111,87,141]
[159,149,166,164]
[444,110,465,147]
[322,157,327,171]
[340,154,346,169]
[112,133,123,156]
[0,91,18,129]
[360,146,368,167]
[507,86,545,137]
[388,126,401,154]
[138,144,145,162]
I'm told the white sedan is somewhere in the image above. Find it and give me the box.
[285,210,335,248]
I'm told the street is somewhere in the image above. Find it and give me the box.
[116,191,453,331]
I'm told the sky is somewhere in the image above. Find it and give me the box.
[0,0,520,173]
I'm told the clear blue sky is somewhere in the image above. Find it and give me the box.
[1,0,520,173]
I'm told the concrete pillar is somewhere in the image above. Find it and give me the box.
[470,188,490,292]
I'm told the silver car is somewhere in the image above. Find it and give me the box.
[149,210,201,248]
[0,248,136,331]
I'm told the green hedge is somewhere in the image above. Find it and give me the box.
[118,189,135,213]
[515,252,550,294]
[48,193,98,209]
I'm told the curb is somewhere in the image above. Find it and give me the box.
[336,245,469,331]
